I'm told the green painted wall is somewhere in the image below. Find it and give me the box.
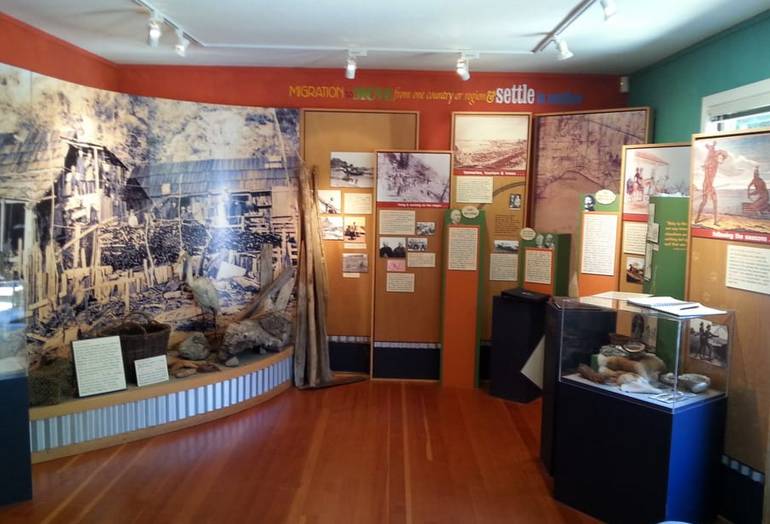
[630,10,770,143]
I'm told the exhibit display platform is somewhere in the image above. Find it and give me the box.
[29,348,293,463]
[554,380,726,524]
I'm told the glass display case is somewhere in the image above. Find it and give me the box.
[558,296,732,412]
[0,279,27,379]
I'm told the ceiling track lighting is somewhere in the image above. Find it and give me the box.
[344,49,367,80]
[147,12,162,48]
[455,52,478,81]
[175,29,190,57]
[531,0,620,60]
[554,38,574,61]
[600,0,617,21]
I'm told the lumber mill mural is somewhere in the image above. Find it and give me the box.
[0,63,300,379]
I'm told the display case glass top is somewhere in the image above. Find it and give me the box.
[0,280,27,379]
[557,296,733,412]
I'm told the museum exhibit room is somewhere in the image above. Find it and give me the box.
[2,0,770,522]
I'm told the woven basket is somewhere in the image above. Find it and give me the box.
[90,312,171,384]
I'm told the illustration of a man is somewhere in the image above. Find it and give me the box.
[695,141,728,226]
[746,166,769,214]
[450,209,462,224]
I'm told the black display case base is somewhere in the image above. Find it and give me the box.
[0,374,32,506]
[554,380,726,524]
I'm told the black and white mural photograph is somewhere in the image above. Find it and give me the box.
[0,63,300,370]
[330,152,374,188]
[376,151,451,208]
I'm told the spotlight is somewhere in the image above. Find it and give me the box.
[147,12,162,47]
[555,38,574,61]
[456,55,470,81]
[345,55,357,80]
[600,0,617,21]
[175,29,190,57]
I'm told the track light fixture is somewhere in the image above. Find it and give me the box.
[344,50,367,80]
[555,38,574,61]
[175,29,190,57]
[456,55,470,81]
[345,55,357,80]
[147,11,162,47]
[600,0,617,21]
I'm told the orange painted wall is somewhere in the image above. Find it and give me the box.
[0,13,118,90]
[2,12,628,151]
[117,65,628,150]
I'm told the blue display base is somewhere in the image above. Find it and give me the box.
[554,380,726,524]
[0,374,32,506]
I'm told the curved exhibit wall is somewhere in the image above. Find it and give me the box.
[0,61,300,370]
[29,349,292,463]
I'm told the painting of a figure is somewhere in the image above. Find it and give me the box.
[622,144,690,220]
[691,131,770,244]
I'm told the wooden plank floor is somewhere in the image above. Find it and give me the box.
[0,380,598,524]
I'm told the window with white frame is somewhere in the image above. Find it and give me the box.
[701,77,770,133]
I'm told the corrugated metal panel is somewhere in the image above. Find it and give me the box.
[30,356,292,454]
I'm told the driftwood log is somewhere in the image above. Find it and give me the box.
[294,165,333,388]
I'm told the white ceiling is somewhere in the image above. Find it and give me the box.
[1,0,768,74]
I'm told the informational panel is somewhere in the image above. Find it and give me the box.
[533,107,651,291]
[687,128,770,473]
[373,150,450,375]
[451,112,532,341]
[577,192,622,296]
[72,336,127,397]
[441,211,485,388]
[619,142,690,293]
[302,110,419,341]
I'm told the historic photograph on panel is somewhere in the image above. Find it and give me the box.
[691,131,770,244]
[343,215,366,243]
[320,216,344,240]
[376,151,451,207]
[378,237,407,258]
[688,319,729,368]
[493,239,519,253]
[0,63,301,374]
[623,144,690,220]
[626,256,644,283]
[407,237,428,252]
[453,113,530,176]
[317,189,342,214]
[342,253,368,273]
[415,221,436,236]
[330,152,374,188]
[534,108,649,235]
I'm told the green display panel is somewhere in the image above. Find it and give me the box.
[643,196,689,299]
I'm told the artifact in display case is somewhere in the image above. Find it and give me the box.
[0,280,26,379]
[558,296,732,411]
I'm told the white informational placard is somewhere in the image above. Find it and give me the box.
[344,192,373,214]
[135,354,170,387]
[72,336,127,397]
[581,213,618,276]
[725,244,770,296]
[489,253,518,281]
[524,248,552,285]
[455,176,494,203]
[407,252,436,268]
[447,226,479,271]
[343,272,361,278]
[622,221,648,255]
[378,210,416,235]
[386,272,415,292]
